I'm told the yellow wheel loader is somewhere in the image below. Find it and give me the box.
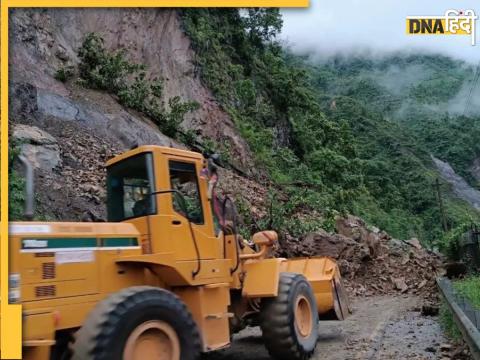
[6,145,350,360]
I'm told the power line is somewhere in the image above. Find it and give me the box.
[463,63,480,115]
[433,178,448,233]
[464,69,479,115]
[463,62,480,116]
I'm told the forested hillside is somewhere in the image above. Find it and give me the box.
[308,54,480,185]
[181,9,480,246]
[8,8,480,252]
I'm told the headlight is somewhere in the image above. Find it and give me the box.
[8,273,21,303]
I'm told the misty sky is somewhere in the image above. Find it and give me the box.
[281,0,480,63]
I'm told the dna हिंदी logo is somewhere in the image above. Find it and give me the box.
[406,9,478,45]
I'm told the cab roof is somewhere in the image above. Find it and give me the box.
[105,145,204,167]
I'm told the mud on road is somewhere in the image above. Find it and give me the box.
[205,295,460,360]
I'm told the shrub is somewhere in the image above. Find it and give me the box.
[8,143,25,220]
[454,276,480,309]
[439,301,461,340]
[76,32,197,138]
[54,65,75,82]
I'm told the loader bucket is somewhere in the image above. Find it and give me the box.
[332,276,351,320]
[283,257,351,320]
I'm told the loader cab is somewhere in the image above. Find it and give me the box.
[106,146,221,261]
[106,152,157,222]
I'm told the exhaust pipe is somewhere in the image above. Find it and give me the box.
[18,155,34,221]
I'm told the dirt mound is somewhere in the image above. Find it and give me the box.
[282,215,443,299]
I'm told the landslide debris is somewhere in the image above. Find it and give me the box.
[282,215,443,299]
[13,119,444,304]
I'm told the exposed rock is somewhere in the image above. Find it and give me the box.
[12,124,61,171]
[335,214,368,241]
[335,215,386,258]
[31,118,122,221]
[391,277,408,292]
[417,279,427,289]
[9,8,255,173]
[407,237,422,250]
[440,343,452,351]
[301,230,359,258]
[471,157,480,183]
[432,155,480,210]
[421,304,439,316]
[445,261,468,279]
[37,90,80,121]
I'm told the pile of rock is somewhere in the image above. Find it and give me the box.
[282,215,443,299]
[11,122,121,221]
[10,124,444,302]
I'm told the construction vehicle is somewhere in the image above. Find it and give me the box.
[6,145,350,360]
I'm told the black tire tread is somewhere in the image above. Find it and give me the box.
[71,286,201,360]
[259,273,318,360]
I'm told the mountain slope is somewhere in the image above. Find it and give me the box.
[8,8,260,221]
[181,10,480,244]
[9,8,253,168]
[8,8,480,250]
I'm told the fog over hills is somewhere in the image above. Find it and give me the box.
[281,0,480,63]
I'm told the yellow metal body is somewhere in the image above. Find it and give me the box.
[7,146,347,359]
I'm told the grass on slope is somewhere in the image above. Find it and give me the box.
[454,276,480,309]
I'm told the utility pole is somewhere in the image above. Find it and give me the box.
[433,178,448,232]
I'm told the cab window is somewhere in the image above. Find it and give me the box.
[107,153,156,221]
[169,161,204,224]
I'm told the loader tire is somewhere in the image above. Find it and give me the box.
[71,286,201,360]
[259,273,319,360]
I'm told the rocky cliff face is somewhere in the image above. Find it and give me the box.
[471,157,480,185]
[9,8,255,220]
[432,156,480,211]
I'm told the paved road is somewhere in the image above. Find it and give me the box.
[205,295,451,360]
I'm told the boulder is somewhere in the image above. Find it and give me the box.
[335,215,385,258]
[407,237,422,250]
[12,124,61,171]
[335,215,367,241]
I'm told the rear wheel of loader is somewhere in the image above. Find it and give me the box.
[71,286,201,360]
[259,273,319,360]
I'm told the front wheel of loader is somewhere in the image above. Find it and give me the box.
[259,273,319,360]
[71,286,201,360]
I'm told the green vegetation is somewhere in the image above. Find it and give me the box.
[54,65,75,82]
[408,115,480,186]
[8,142,25,220]
[454,276,480,309]
[181,9,479,245]
[310,54,480,245]
[236,189,329,241]
[46,12,479,252]
[68,33,198,137]
[181,9,362,236]
[438,220,480,257]
[440,276,480,340]
[439,301,461,340]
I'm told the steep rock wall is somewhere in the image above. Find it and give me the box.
[432,156,480,211]
[9,8,253,166]
[9,8,255,220]
[471,157,480,185]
